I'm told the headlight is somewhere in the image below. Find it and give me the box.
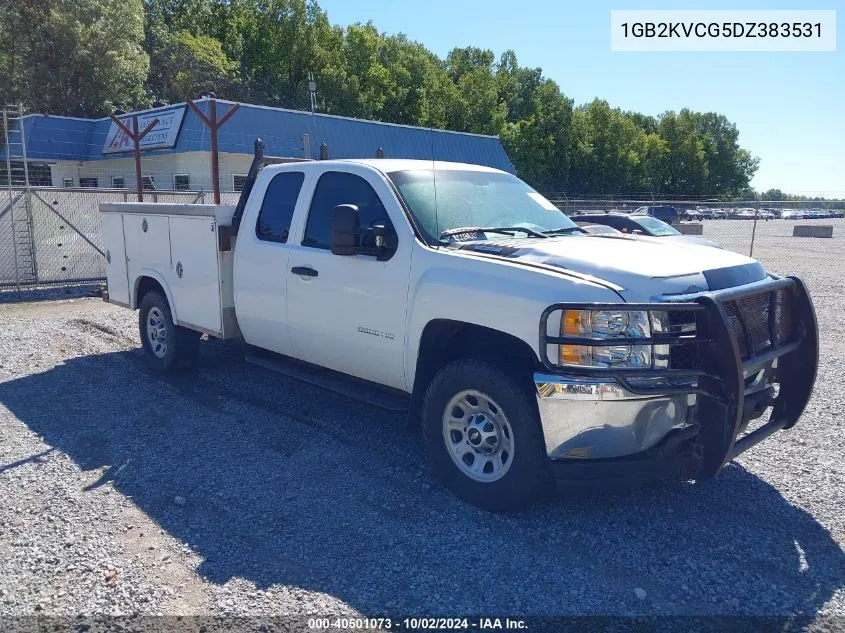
[559,309,652,368]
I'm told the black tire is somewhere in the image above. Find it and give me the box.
[138,291,201,372]
[421,358,550,512]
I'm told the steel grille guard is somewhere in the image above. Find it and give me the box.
[538,276,819,478]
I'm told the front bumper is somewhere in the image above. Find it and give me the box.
[534,276,819,482]
[535,374,695,460]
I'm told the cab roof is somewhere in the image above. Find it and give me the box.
[270,158,507,175]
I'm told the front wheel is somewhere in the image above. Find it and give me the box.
[421,359,550,511]
[138,291,200,372]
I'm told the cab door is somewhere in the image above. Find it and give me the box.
[285,166,413,391]
[232,169,306,355]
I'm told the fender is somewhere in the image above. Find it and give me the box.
[132,268,179,322]
[403,250,623,390]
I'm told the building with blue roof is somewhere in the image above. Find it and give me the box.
[2,98,515,192]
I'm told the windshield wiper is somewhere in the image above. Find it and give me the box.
[439,226,548,240]
[542,226,586,235]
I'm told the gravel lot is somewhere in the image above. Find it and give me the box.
[0,219,843,630]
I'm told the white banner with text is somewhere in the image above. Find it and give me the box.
[611,10,836,51]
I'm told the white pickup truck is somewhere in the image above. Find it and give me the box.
[99,142,818,511]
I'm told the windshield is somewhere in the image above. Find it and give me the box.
[633,215,680,236]
[387,169,577,242]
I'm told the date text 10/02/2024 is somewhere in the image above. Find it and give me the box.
[307,617,528,630]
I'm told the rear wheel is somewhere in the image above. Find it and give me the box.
[422,358,550,511]
[138,291,200,372]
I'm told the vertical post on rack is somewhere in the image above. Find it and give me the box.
[187,98,240,204]
[109,114,160,202]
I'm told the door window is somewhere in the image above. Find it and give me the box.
[303,171,394,249]
[256,172,305,243]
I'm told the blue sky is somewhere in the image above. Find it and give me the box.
[318,0,843,196]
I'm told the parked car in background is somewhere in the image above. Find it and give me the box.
[730,208,757,220]
[696,208,716,220]
[578,223,623,236]
[711,208,728,220]
[781,209,801,220]
[682,209,702,221]
[570,212,721,248]
[633,205,679,225]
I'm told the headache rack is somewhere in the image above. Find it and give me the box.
[538,276,819,477]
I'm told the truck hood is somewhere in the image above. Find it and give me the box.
[636,234,723,249]
[453,234,766,300]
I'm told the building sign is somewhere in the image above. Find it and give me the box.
[102,105,186,154]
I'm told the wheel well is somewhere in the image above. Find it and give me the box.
[412,320,539,403]
[135,276,165,309]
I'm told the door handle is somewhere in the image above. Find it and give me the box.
[291,266,318,277]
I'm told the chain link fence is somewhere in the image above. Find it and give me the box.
[546,196,844,256]
[1,188,842,290]
[0,188,206,289]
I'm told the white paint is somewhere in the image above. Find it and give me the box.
[100,213,129,304]
[610,10,836,52]
[284,163,414,390]
[100,202,235,337]
[99,158,760,395]
[231,166,296,355]
[169,216,223,332]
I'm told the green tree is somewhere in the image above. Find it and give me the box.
[568,100,650,194]
[1,0,762,198]
[147,30,239,102]
[496,50,543,124]
[657,109,707,195]
[500,79,573,192]
[443,47,506,134]
[692,112,759,195]
[228,0,327,108]
[0,0,149,116]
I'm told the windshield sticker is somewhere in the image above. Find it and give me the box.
[526,192,559,211]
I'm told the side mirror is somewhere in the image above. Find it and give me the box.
[365,222,398,261]
[331,204,360,256]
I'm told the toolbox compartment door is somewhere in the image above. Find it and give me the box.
[123,214,171,267]
[169,216,223,334]
[101,212,129,305]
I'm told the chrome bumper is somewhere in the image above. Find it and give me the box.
[534,373,695,460]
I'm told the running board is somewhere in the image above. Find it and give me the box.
[245,352,410,413]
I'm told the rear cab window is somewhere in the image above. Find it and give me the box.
[255,171,305,243]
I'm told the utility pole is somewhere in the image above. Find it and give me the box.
[308,72,317,113]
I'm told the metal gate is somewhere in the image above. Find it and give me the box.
[0,186,207,289]
[1,104,207,288]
